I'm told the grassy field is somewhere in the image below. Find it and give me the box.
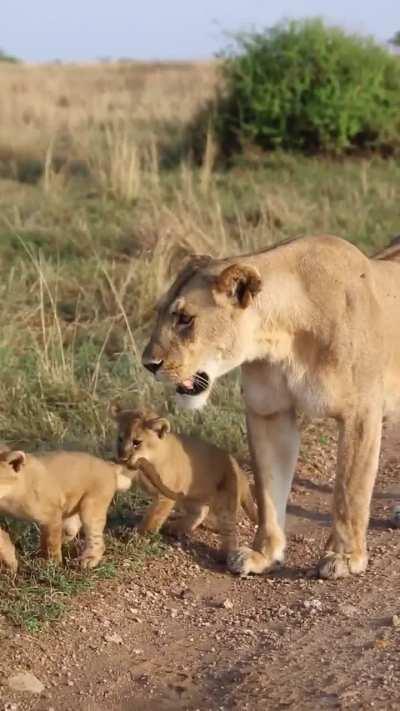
[0,60,399,629]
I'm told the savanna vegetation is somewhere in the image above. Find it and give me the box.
[211,20,400,155]
[0,23,399,628]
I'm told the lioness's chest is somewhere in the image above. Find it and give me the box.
[242,362,329,418]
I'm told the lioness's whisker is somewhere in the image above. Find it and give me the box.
[193,374,209,389]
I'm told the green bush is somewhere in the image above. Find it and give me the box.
[0,48,19,63]
[213,19,400,155]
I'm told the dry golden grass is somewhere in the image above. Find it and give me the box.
[0,61,217,175]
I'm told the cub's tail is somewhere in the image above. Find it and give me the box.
[241,478,258,524]
[136,457,182,500]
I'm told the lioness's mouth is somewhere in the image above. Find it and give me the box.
[176,371,210,397]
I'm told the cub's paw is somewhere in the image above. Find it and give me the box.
[317,551,367,580]
[227,546,277,577]
[1,556,18,575]
[79,553,102,570]
[47,553,63,565]
[137,524,160,536]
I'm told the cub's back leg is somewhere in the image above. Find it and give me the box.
[165,503,209,535]
[213,469,241,558]
[78,494,112,569]
[62,513,82,544]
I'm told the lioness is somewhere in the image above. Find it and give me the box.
[142,235,400,579]
[0,449,133,571]
[111,405,257,556]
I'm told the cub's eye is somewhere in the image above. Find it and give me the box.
[175,312,194,328]
[118,435,124,443]
[132,439,142,448]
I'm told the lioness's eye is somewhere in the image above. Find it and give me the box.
[176,312,194,328]
[132,439,142,448]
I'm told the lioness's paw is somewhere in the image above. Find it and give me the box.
[227,546,276,577]
[318,551,367,580]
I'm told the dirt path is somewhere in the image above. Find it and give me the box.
[1,422,399,710]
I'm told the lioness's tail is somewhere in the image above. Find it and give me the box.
[373,235,400,261]
[136,457,182,500]
[241,479,258,524]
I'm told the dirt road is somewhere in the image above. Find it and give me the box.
[1,421,399,710]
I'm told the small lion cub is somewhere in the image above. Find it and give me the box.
[112,406,257,558]
[0,449,133,571]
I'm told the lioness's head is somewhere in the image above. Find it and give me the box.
[111,405,170,468]
[142,256,262,409]
[0,450,26,497]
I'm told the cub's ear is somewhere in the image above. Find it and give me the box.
[214,264,262,308]
[150,417,171,439]
[6,451,26,473]
[109,402,122,419]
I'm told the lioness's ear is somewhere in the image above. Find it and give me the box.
[109,402,121,419]
[215,264,262,308]
[6,451,26,473]
[150,418,171,439]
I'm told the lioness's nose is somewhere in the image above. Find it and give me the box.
[142,358,163,375]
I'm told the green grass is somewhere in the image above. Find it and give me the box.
[0,125,399,629]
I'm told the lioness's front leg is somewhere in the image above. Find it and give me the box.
[318,406,382,579]
[228,409,299,576]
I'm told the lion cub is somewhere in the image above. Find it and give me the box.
[112,406,257,558]
[0,449,133,571]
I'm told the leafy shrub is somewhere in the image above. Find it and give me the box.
[211,19,400,155]
[0,48,19,63]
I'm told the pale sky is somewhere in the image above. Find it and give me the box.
[2,0,399,62]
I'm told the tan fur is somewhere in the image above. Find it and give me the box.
[0,528,18,573]
[112,406,257,558]
[143,235,400,579]
[0,450,133,570]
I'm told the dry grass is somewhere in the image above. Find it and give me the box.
[0,60,399,628]
[0,61,217,178]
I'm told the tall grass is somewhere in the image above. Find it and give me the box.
[0,61,217,182]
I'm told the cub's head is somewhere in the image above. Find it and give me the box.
[0,450,26,497]
[142,255,262,410]
[110,405,170,468]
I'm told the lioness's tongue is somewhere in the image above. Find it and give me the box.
[181,378,194,390]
